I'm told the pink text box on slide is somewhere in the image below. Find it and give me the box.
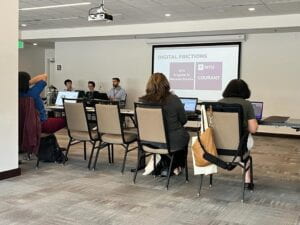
[195,62,223,90]
[169,62,195,90]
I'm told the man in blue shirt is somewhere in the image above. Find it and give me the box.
[107,77,127,107]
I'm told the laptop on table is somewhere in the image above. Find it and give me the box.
[180,97,198,119]
[251,101,264,122]
[55,91,79,106]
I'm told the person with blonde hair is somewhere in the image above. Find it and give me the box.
[140,73,189,176]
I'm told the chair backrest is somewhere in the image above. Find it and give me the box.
[202,102,244,160]
[119,93,127,108]
[95,102,122,135]
[19,97,41,154]
[64,101,89,133]
[211,111,240,150]
[135,102,168,149]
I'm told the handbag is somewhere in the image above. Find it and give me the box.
[192,105,218,167]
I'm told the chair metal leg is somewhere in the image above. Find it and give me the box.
[108,144,111,164]
[63,139,72,165]
[209,174,213,188]
[133,152,143,184]
[153,154,157,177]
[93,145,101,170]
[185,155,189,182]
[197,174,204,197]
[83,141,87,160]
[241,165,246,203]
[249,156,254,189]
[165,154,174,190]
[121,145,129,174]
[88,141,96,170]
[111,144,114,164]
[36,155,40,169]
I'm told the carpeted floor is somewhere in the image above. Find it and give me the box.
[0,129,299,225]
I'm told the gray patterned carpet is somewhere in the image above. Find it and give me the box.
[1,130,299,225]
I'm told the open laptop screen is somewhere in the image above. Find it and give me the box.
[55,91,79,106]
[180,98,198,113]
[251,101,263,120]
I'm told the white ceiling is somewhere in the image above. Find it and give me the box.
[19,0,300,30]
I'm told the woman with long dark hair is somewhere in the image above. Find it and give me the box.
[19,71,66,134]
[220,79,258,190]
[140,73,190,176]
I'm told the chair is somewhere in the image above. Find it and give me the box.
[119,93,127,109]
[19,97,41,168]
[63,99,108,169]
[93,101,138,173]
[197,102,253,202]
[133,102,189,190]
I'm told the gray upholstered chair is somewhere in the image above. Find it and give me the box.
[133,102,189,190]
[63,99,108,169]
[198,102,253,202]
[93,101,138,173]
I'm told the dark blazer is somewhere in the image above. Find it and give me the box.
[163,94,190,150]
[141,94,190,150]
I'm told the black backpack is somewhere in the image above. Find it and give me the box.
[38,134,65,163]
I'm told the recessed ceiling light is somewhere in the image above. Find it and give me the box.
[165,13,171,17]
[33,43,38,46]
[19,2,91,11]
[248,7,256,11]
[21,24,27,27]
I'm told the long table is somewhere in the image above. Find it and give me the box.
[46,105,201,131]
[259,118,300,132]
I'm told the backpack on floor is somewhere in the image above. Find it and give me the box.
[38,134,65,163]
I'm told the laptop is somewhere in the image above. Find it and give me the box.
[251,101,263,121]
[55,91,79,106]
[95,92,109,100]
[180,97,198,119]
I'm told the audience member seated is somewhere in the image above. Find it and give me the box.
[107,77,126,107]
[64,79,73,91]
[139,73,190,176]
[19,72,66,134]
[219,79,258,190]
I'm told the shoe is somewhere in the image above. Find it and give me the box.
[160,168,169,177]
[245,183,254,190]
[173,167,182,176]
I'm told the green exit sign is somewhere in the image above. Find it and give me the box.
[18,40,24,49]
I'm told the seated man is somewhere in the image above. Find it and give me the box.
[64,79,73,91]
[86,81,102,100]
[107,77,127,107]
[19,72,66,134]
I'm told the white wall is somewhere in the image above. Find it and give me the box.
[242,32,300,118]
[0,0,18,172]
[54,32,300,119]
[55,39,152,107]
[19,46,46,76]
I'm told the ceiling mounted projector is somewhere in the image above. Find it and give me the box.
[88,0,113,22]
